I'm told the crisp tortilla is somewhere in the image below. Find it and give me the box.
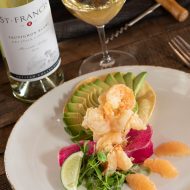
[136,82,156,124]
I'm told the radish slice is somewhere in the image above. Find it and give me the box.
[126,141,153,163]
[58,141,96,166]
[125,125,153,163]
[59,144,80,166]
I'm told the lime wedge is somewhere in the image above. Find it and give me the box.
[61,151,83,190]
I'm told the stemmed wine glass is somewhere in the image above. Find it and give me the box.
[61,0,137,75]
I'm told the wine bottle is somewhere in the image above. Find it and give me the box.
[0,0,64,103]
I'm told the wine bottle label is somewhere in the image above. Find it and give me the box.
[0,0,61,82]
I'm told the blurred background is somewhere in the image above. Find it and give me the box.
[50,0,190,41]
[0,0,189,58]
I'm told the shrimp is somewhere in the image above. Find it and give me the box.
[105,145,133,173]
[82,107,110,137]
[82,84,140,138]
[124,112,147,135]
[114,145,133,171]
[106,150,117,174]
[96,132,132,173]
[96,132,124,152]
[110,109,134,132]
[99,84,136,117]
[109,109,146,134]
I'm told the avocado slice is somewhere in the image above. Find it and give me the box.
[79,85,99,106]
[79,85,96,95]
[88,82,103,96]
[105,73,118,86]
[114,72,125,84]
[66,102,86,116]
[133,72,147,96]
[93,79,110,90]
[86,83,101,104]
[71,96,88,109]
[74,90,95,108]
[63,116,83,125]
[123,72,134,89]
[64,125,84,136]
[64,112,83,118]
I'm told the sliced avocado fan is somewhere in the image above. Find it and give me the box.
[63,71,150,141]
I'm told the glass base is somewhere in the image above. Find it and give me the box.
[79,50,138,75]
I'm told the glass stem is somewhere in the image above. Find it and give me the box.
[97,25,115,68]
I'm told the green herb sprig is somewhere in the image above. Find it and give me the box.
[79,153,126,190]
[78,142,150,190]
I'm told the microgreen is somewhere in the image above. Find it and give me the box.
[78,150,126,190]
[97,152,107,163]
[79,140,89,154]
[77,143,150,190]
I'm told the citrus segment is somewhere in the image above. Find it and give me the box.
[126,173,156,190]
[155,141,190,157]
[143,158,178,178]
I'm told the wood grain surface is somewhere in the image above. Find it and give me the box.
[0,5,190,189]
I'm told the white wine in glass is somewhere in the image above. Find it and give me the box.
[62,0,138,75]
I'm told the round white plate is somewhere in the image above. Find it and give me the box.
[5,66,190,190]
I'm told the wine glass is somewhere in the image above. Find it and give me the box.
[61,0,137,75]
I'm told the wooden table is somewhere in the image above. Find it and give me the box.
[0,11,190,189]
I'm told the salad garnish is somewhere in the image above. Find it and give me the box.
[59,71,190,190]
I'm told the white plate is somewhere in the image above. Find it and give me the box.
[5,66,190,190]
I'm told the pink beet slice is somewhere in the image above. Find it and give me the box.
[58,141,96,166]
[58,144,80,166]
[125,125,153,163]
[127,125,152,143]
[126,141,153,163]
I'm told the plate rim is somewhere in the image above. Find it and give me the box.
[4,65,190,189]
